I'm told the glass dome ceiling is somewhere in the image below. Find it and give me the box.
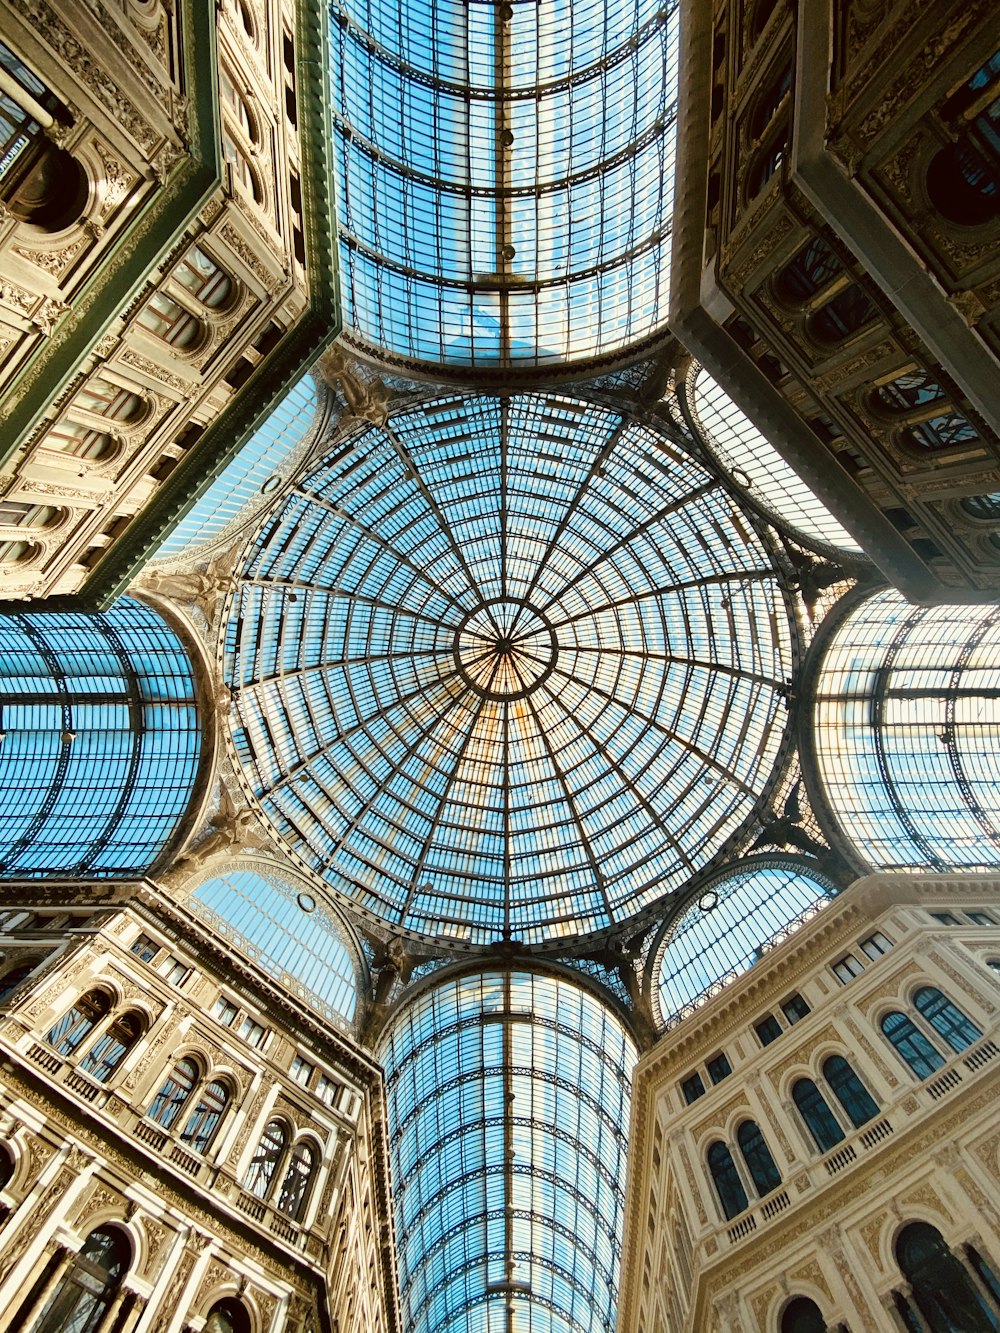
[224,392,796,946]
[329,0,678,372]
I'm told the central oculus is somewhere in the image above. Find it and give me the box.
[454,599,558,701]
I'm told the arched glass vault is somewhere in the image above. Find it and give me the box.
[225,392,797,946]
[0,597,201,877]
[380,970,637,1333]
[330,0,679,373]
[810,590,1000,869]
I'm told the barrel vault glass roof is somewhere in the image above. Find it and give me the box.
[329,0,679,371]
[224,392,796,946]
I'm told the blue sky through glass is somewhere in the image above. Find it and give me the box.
[330,0,678,368]
[225,393,795,945]
[191,867,358,1025]
[381,971,637,1333]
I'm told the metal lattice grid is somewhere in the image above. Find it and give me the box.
[224,392,797,946]
[380,969,638,1333]
[330,0,678,372]
[0,597,201,877]
[684,364,862,557]
[653,859,835,1029]
[811,589,1000,869]
[155,373,320,559]
[190,865,359,1027]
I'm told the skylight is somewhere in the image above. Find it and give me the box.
[329,0,679,371]
[225,392,796,946]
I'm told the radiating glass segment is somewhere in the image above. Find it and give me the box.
[813,590,1000,868]
[329,0,679,370]
[686,365,862,556]
[0,597,200,877]
[655,864,834,1028]
[190,868,357,1026]
[224,392,795,945]
[157,375,319,557]
[380,971,637,1333]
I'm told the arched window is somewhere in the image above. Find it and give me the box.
[896,1222,999,1332]
[78,1010,143,1082]
[32,1228,130,1333]
[905,414,980,452]
[219,67,258,144]
[963,493,1000,522]
[808,283,876,344]
[222,130,263,204]
[276,1139,316,1220]
[245,1120,287,1199]
[927,139,1000,228]
[42,419,114,461]
[822,1055,879,1129]
[781,1296,827,1333]
[181,1079,229,1154]
[735,1120,781,1196]
[913,987,983,1053]
[74,379,144,423]
[137,291,202,349]
[46,989,112,1055]
[881,1011,946,1079]
[746,126,789,198]
[147,1057,199,1129]
[792,1078,845,1153]
[174,247,233,310]
[874,369,947,413]
[0,961,36,1002]
[0,1142,15,1189]
[0,500,61,529]
[749,60,792,141]
[707,1140,748,1220]
[204,1298,253,1333]
[776,237,843,304]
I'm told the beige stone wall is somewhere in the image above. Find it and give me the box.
[0,888,399,1332]
[620,875,1000,1332]
[0,0,312,599]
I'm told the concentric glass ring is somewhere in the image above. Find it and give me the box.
[225,392,796,946]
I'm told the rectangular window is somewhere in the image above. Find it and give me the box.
[290,1055,313,1086]
[680,1073,705,1105]
[781,994,810,1025]
[832,954,864,984]
[213,997,238,1027]
[158,955,188,985]
[316,1073,342,1107]
[239,1015,266,1048]
[755,1014,783,1046]
[931,912,961,926]
[706,1053,732,1084]
[968,912,995,926]
[860,931,893,960]
[131,934,158,962]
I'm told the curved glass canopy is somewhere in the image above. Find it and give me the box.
[330,0,678,372]
[685,366,862,557]
[812,590,1000,869]
[0,597,201,877]
[380,970,637,1333]
[655,862,834,1028]
[190,867,358,1026]
[156,374,319,558]
[225,393,795,946]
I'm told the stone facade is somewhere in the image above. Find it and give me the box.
[620,874,1000,1331]
[0,885,399,1332]
[0,0,334,601]
[671,0,1000,601]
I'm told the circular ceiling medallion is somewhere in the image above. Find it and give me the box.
[225,393,796,946]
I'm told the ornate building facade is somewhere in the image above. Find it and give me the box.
[0,0,999,1331]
